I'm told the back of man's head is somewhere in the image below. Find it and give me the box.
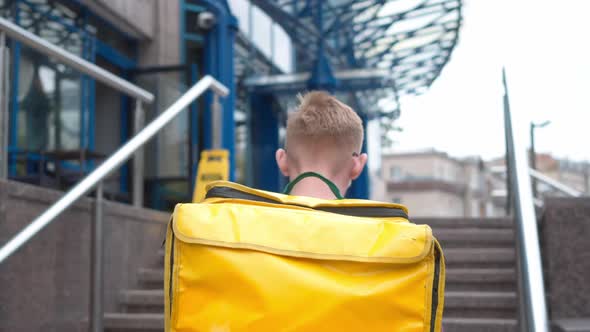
[276,91,367,195]
[286,91,364,155]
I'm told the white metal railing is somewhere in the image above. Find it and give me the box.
[0,75,228,331]
[0,74,228,263]
[0,16,153,206]
[502,69,549,332]
[490,165,583,203]
[529,168,583,197]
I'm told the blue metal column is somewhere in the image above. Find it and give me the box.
[346,112,369,199]
[249,92,280,192]
[8,3,21,176]
[201,0,237,181]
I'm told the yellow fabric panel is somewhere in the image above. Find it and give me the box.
[170,242,431,332]
[173,203,430,263]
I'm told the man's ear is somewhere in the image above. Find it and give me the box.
[350,153,368,180]
[275,148,290,177]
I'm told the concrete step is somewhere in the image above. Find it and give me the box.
[434,228,514,248]
[119,290,164,313]
[138,268,164,289]
[104,313,519,332]
[444,248,516,268]
[104,313,163,330]
[415,218,514,229]
[552,319,590,332]
[443,318,517,332]
[446,268,516,291]
[444,291,517,319]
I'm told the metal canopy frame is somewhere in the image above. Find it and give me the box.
[250,0,462,103]
[242,0,462,197]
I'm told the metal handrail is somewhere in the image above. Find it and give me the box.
[529,168,583,197]
[0,16,154,103]
[502,69,549,332]
[491,166,583,198]
[0,75,228,262]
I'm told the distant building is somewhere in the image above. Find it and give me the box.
[378,149,590,217]
[377,149,494,218]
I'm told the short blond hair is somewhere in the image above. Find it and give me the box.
[286,91,363,152]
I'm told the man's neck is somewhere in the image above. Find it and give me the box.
[287,174,347,200]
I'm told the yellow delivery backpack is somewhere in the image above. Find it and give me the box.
[165,179,445,332]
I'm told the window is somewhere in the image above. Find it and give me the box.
[392,197,402,204]
[390,166,402,180]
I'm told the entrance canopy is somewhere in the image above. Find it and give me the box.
[249,0,462,114]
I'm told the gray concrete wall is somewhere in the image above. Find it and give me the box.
[82,0,181,66]
[0,180,168,331]
[541,197,590,320]
[82,0,156,40]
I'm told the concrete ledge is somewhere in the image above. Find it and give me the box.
[541,197,590,320]
[0,180,169,331]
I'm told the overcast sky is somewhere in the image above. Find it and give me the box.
[392,0,590,162]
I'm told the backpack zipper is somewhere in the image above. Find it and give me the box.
[205,186,409,219]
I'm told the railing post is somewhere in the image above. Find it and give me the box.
[89,181,104,332]
[0,31,9,180]
[132,100,145,207]
[211,93,222,149]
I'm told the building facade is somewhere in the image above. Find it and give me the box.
[0,0,462,209]
[379,149,493,217]
[0,0,292,210]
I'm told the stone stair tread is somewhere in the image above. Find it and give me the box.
[415,218,514,229]
[434,229,514,244]
[444,248,515,264]
[120,289,164,306]
[103,313,520,329]
[104,313,519,331]
[445,291,517,309]
[443,317,517,332]
[104,312,164,330]
[553,319,590,332]
[447,290,516,297]
[139,268,164,282]
[446,268,516,282]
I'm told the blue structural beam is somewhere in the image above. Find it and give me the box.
[245,70,394,95]
[249,93,280,192]
[201,0,238,181]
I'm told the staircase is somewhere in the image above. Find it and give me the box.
[104,249,166,331]
[104,217,519,331]
[423,217,518,332]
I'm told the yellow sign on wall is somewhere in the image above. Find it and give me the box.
[192,149,229,202]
